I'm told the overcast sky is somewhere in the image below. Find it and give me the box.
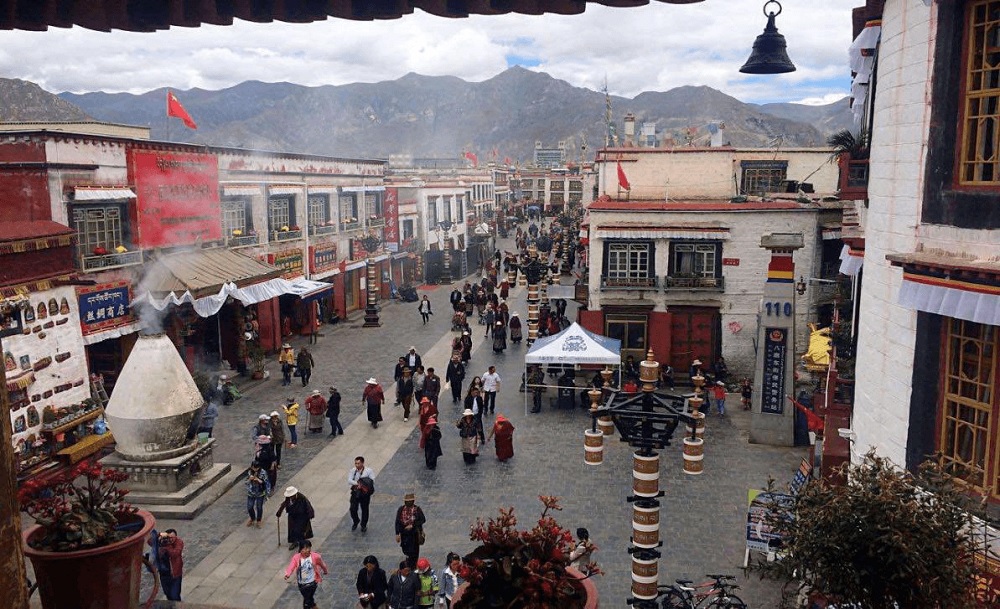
[0,1,857,105]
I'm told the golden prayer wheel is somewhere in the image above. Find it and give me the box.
[583,429,603,465]
[631,504,660,547]
[631,557,659,600]
[598,416,615,436]
[632,453,659,497]
[683,436,704,475]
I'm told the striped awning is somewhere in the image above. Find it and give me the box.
[341,185,386,193]
[74,187,135,201]
[222,185,262,196]
[839,244,864,276]
[594,225,730,240]
[269,186,306,196]
[889,252,1000,326]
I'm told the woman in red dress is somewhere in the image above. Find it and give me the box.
[487,414,515,462]
[418,397,438,449]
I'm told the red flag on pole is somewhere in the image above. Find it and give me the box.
[616,161,630,190]
[788,396,824,432]
[464,151,478,167]
[503,156,511,166]
[166,91,197,129]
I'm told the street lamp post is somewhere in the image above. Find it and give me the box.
[360,231,383,328]
[438,220,454,284]
[591,349,694,609]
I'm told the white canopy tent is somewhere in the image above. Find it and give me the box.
[523,322,622,414]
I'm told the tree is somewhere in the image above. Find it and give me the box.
[827,129,869,162]
[750,450,993,609]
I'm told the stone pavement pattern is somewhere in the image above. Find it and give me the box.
[28,235,807,609]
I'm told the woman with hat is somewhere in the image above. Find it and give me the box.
[417,397,438,450]
[363,377,385,429]
[276,486,315,551]
[269,412,285,467]
[508,312,522,344]
[279,343,296,387]
[486,414,515,462]
[283,397,300,448]
[423,416,443,470]
[305,389,326,434]
[255,434,278,494]
[394,493,426,568]
[492,320,507,353]
[459,331,473,364]
[456,409,481,465]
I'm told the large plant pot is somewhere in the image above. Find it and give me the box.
[451,566,599,609]
[23,509,156,609]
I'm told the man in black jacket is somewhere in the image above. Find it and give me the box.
[464,387,486,443]
[326,386,343,436]
[387,560,419,609]
[446,356,465,403]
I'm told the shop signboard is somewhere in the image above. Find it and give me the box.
[310,244,338,274]
[384,188,400,245]
[266,249,304,279]
[129,149,222,247]
[761,327,787,414]
[77,282,133,334]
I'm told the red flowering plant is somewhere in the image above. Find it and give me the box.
[18,460,137,552]
[454,495,601,609]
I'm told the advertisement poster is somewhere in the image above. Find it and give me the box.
[761,327,787,414]
[383,187,400,245]
[746,489,793,554]
[129,149,222,247]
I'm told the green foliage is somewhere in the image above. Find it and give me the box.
[827,129,869,161]
[749,451,989,609]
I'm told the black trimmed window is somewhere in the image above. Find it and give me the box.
[443,196,453,222]
[670,241,721,277]
[602,240,655,287]
[740,160,787,196]
[308,194,331,226]
[268,196,296,231]
[427,196,439,226]
[71,203,128,256]
[366,192,383,218]
[221,198,252,235]
[339,193,359,225]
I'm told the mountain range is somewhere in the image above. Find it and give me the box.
[1,68,852,162]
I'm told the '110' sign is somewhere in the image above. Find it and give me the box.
[764,301,793,317]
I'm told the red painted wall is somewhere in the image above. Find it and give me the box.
[0,246,75,286]
[578,309,603,335]
[648,311,673,365]
[333,273,347,319]
[0,168,52,221]
[256,297,281,353]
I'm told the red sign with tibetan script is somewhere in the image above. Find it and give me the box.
[129,149,221,247]
[383,188,400,245]
[722,258,740,266]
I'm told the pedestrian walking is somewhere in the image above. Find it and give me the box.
[246,460,270,528]
[486,414,515,462]
[423,417,443,470]
[423,367,441,406]
[459,331,472,364]
[297,346,315,386]
[349,456,375,532]
[256,435,279,493]
[398,368,415,422]
[528,366,545,413]
[568,527,596,575]
[491,321,507,353]
[464,387,486,442]
[395,493,427,568]
[283,397,300,447]
[412,365,426,402]
[415,557,440,609]
[481,366,501,414]
[279,343,296,386]
[418,295,433,325]
[393,357,407,405]
[276,486,315,551]
[326,386,344,436]
[740,377,753,411]
[403,346,422,371]
[509,312,522,344]
[283,540,329,609]
[387,560,419,609]
[154,528,184,601]
[710,380,727,416]
[363,377,385,428]
[198,401,219,438]
[449,287,463,312]
[445,357,465,403]
[456,409,481,465]
[483,304,495,337]
[356,555,388,609]
[269,412,285,466]
[439,553,464,609]
[305,389,326,433]
[418,397,438,449]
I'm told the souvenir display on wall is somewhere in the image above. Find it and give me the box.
[47,298,58,316]
[26,406,39,427]
[32,356,52,371]
[19,355,30,370]
[14,415,26,433]
[4,350,15,371]
[36,302,46,319]
[55,318,68,326]
[23,305,34,323]
[42,321,54,329]
[59,297,70,315]
[55,352,71,363]
[0,308,24,338]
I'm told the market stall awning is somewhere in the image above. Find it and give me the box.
[287,279,334,302]
[525,322,621,365]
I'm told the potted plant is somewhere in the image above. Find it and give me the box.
[828,129,870,200]
[453,496,600,609]
[19,460,155,609]
[248,341,266,380]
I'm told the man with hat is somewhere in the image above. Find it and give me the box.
[414,557,440,609]
[394,492,426,569]
[326,386,343,437]
[709,380,728,416]
[279,343,296,386]
[689,358,705,384]
[305,389,327,433]
[252,414,272,444]
[276,486,315,551]
[362,378,385,429]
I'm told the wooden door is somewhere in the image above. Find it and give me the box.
[669,307,720,372]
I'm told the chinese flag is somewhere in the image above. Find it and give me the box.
[617,161,630,190]
[503,156,512,166]
[788,396,824,433]
[464,151,478,167]
[166,91,197,129]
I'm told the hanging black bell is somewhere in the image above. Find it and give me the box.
[740,0,796,75]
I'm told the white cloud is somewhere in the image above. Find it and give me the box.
[0,1,857,104]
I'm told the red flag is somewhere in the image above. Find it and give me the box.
[788,396,824,433]
[616,161,630,190]
[166,91,197,129]
[503,156,511,166]
[464,151,478,167]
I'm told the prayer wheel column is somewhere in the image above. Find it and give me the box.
[583,388,604,465]
[629,351,665,604]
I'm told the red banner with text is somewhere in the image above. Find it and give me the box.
[129,149,221,248]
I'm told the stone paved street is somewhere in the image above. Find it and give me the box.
[29,236,809,609]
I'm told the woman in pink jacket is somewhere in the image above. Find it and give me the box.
[284,540,329,609]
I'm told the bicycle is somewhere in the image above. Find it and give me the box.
[657,574,747,609]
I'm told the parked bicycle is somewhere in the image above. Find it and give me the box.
[657,574,747,609]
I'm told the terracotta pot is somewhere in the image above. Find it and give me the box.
[451,566,598,609]
[23,509,156,609]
